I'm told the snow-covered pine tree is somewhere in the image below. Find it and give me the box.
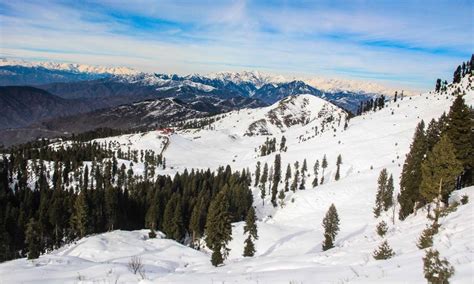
[322,204,340,251]
[373,240,395,260]
[243,206,258,257]
[423,249,454,284]
[312,160,319,187]
[205,189,233,266]
[374,169,388,218]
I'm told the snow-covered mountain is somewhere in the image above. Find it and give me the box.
[0,70,473,283]
[0,57,138,76]
[2,71,473,283]
[0,59,389,113]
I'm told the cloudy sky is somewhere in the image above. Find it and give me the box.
[0,0,472,90]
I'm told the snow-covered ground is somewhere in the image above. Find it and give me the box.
[1,76,473,283]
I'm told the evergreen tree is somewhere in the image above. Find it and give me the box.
[420,135,463,204]
[205,189,233,266]
[446,95,473,187]
[254,161,261,187]
[322,204,340,251]
[374,169,388,218]
[453,65,462,83]
[384,174,394,211]
[280,136,287,152]
[25,218,41,259]
[312,160,319,187]
[284,164,291,192]
[271,154,281,207]
[373,240,395,260]
[291,169,299,192]
[335,155,342,181]
[277,189,286,208]
[71,190,90,238]
[376,220,388,237]
[435,79,442,92]
[321,155,328,185]
[399,121,427,220]
[417,223,439,249]
[423,249,454,284]
[260,163,268,204]
[243,207,258,257]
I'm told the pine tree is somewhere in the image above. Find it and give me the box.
[321,155,328,185]
[145,191,160,232]
[417,223,439,249]
[284,164,291,192]
[291,169,299,192]
[260,163,268,204]
[312,160,319,187]
[278,189,286,208]
[374,169,388,218]
[446,95,473,187]
[435,79,442,92]
[243,207,258,257]
[271,154,281,207]
[322,204,340,251]
[335,155,342,181]
[384,174,394,211]
[420,135,463,204]
[205,189,233,266]
[25,218,41,259]
[399,121,427,220]
[453,65,462,83]
[373,240,395,260]
[280,136,286,152]
[423,249,454,284]
[71,190,90,238]
[254,161,261,187]
[376,220,388,237]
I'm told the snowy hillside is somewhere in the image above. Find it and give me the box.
[0,74,472,283]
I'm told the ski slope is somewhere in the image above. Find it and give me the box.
[1,76,473,283]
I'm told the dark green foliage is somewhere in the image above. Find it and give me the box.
[312,160,319,187]
[322,204,339,251]
[372,240,395,260]
[271,154,281,207]
[417,223,439,249]
[284,164,291,192]
[254,161,261,187]
[460,195,468,205]
[0,141,251,263]
[423,249,454,284]
[420,135,463,204]
[335,154,342,181]
[243,206,258,257]
[446,95,473,187]
[25,218,41,259]
[374,169,388,218]
[376,221,388,237]
[243,235,255,257]
[453,65,462,83]
[399,121,426,220]
[205,189,233,266]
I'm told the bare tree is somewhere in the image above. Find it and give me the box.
[128,256,145,279]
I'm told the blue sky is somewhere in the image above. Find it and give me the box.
[0,0,472,90]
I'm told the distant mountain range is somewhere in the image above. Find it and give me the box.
[0,58,395,146]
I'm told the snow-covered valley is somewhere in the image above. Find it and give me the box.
[0,74,473,283]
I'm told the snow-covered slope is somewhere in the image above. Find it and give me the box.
[1,74,472,283]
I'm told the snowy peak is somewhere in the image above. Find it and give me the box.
[206,94,347,136]
[0,58,139,76]
[207,70,288,88]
